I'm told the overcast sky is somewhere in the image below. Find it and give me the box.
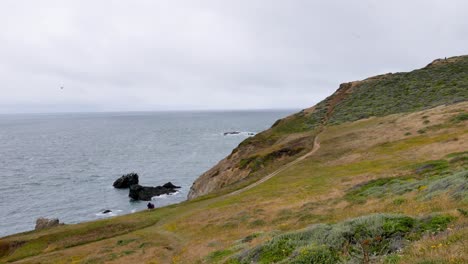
[0,1,467,113]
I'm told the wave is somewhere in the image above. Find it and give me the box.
[151,191,180,200]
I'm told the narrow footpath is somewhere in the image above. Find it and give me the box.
[227,136,321,197]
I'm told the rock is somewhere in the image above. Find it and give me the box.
[102,210,112,214]
[224,131,241,136]
[162,182,181,189]
[35,217,60,230]
[129,183,180,201]
[113,173,139,188]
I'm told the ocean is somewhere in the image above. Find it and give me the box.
[0,110,294,237]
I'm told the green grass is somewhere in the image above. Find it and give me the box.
[0,210,164,262]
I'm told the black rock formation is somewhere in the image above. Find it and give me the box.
[162,182,181,189]
[129,182,180,201]
[113,173,139,188]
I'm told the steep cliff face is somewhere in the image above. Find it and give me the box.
[188,55,468,200]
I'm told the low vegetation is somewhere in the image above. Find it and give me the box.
[229,214,455,264]
[345,153,468,204]
[328,56,468,124]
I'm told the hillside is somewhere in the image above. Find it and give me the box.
[188,55,468,200]
[0,56,467,264]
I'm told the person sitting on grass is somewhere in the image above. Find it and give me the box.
[147,202,155,209]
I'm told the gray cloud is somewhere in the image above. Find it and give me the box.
[1,0,467,113]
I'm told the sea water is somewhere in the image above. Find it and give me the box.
[0,110,294,237]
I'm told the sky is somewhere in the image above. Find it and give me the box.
[0,1,467,113]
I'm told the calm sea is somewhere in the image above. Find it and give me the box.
[0,110,294,237]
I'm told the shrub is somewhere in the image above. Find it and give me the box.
[451,112,468,123]
[421,170,468,201]
[290,244,341,264]
[383,217,415,235]
[258,236,299,263]
[420,215,455,232]
[345,177,417,202]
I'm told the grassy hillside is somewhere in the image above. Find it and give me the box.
[188,56,468,200]
[0,56,467,264]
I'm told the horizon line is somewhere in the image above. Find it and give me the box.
[0,107,302,116]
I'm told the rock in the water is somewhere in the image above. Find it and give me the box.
[113,173,139,188]
[162,182,181,189]
[102,210,112,214]
[223,131,241,136]
[35,217,60,230]
[129,183,180,201]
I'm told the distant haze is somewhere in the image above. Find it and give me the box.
[1,1,467,113]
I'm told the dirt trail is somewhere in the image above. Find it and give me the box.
[226,136,321,197]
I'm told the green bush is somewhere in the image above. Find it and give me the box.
[258,236,299,263]
[420,215,455,232]
[383,217,415,235]
[289,244,341,264]
[421,170,468,201]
